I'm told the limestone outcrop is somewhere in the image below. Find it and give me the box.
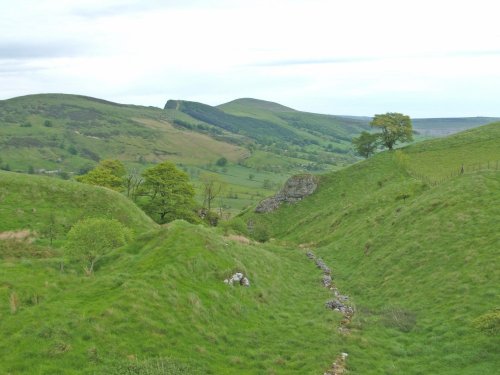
[255,174,318,213]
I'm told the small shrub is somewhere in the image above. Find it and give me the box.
[215,157,227,167]
[203,210,219,226]
[68,145,78,155]
[474,309,500,336]
[58,171,70,180]
[66,218,132,274]
[219,218,249,236]
[252,223,270,242]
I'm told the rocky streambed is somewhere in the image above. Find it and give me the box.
[305,250,353,375]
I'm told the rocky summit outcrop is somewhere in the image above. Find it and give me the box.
[255,174,318,213]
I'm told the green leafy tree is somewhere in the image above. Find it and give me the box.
[370,112,413,150]
[352,131,379,158]
[140,161,196,223]
[66,218,132,275]
[76,159,126,191]
[68,145,78,155]
[125,168,143,201]
[216,157,228,167]
[200,173,225,212]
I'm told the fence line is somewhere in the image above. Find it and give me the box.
[408,159,500,186]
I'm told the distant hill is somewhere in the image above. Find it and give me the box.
[0,94,247,173]
[289,113,500,138]
[412,117,500,136]
[0,94,372,214]
[219,97,296,112]
[243,122,500,373]
[165,97,370,172]
[1,93,497,215]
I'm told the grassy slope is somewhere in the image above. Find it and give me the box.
[0,94,247,172]
[243,123,500,374]
[0,171,341,374]
[218,98,368,148]
[0,170,156,242]
[405,122,500,181]
[1,118,498,374]
[168,98,366,166]
[1,219,343,374]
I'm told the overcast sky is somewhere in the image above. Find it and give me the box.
[1,0,500,117]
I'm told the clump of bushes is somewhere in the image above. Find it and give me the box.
[66,218,132,275]
[219,218,248,236]
[252,222,270,243]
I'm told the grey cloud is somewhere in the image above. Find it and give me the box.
[0,41,84,59]
[0,61,49,75]
[251,50,500,68]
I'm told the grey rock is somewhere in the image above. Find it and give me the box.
[225,272,250,287]
[325,299,344,310]
[255,174,318,213]
[322,275,332,287]
[325,300,354,315]
[315,258,331,275]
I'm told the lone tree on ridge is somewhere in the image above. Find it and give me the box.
[370,112,413,150]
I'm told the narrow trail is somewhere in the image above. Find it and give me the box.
[303,249,353,375]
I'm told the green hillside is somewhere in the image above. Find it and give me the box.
[242,122,500,374]
[166,98,368,169]
[405,122,500,181]
[0,94,247,174]
[0,170,156,244]
[219,98,369,143]
[2,94,497,217]
[1,116,499,374]
[219,98,296,113]
[0,94,367,216]
[0,192,341,373]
